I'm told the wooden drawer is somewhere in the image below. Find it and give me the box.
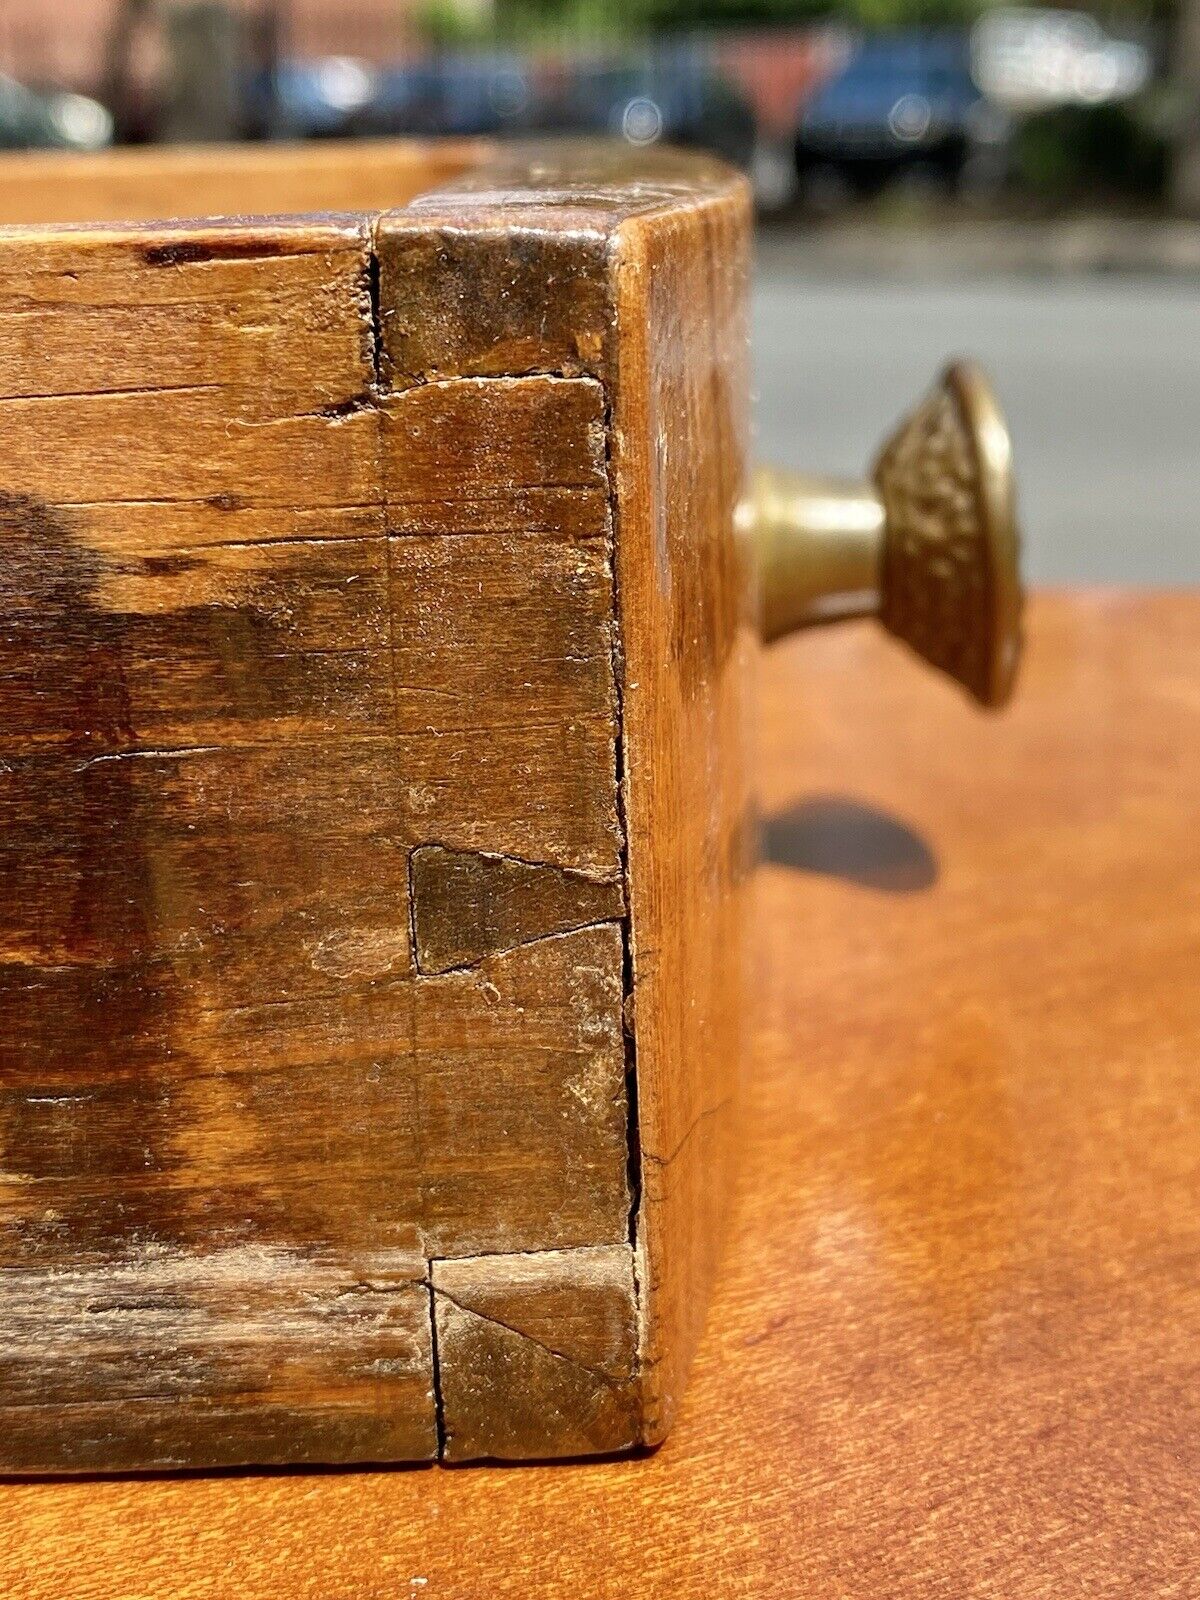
[0,140,755,1470]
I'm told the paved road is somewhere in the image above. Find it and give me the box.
[752,269,1200,583]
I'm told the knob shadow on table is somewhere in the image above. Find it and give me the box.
[743,362,1024,709]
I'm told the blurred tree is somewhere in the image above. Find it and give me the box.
[420,0,632,44]
[506,0,1178,30]
[417,0,498,46]
[101,0,243,142]
[160,3,242,141]
[1172,0,1200,210]
[623,0,996,26]
[416,1,480,45]
[101,0,153,140]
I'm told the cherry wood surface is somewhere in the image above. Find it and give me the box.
[4,590,1198,1594]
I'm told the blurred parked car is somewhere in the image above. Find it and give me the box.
[795,33,1009,198]
[0,73,112,150]
[248,56,378,140]
[247,53,536,141]
[353,55,537,139]
[245,48,754,174]
[546,57,757,173]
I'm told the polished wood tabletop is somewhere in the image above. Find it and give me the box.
[5,591,1198,1598]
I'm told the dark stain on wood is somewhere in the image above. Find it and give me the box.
[0,493,193,1257]
[140,238,289,268]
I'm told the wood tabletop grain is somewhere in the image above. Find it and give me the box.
[4,590,1198,1598]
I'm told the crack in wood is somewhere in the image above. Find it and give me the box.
[0,382,224,404]
[641,1096,735,1171]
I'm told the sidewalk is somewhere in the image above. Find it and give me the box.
[757,214,1200,277]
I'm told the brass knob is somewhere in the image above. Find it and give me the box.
[745,362,1023,708]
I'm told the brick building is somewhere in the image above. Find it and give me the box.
[0,0,430,93]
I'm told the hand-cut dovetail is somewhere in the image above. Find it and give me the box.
[410,844,624,974]
[430,1246,640,1462]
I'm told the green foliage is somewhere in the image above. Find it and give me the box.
[434,0,1171,39]
[415,0,488,47]
[482,0,644,43]
[632,0,990,23]
[840,0,989,22]
[1014,99,1169,199]
[632,0,831,27]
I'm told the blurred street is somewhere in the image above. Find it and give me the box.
[754,256,1200,583]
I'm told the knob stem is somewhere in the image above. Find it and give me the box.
[749,468,884,641]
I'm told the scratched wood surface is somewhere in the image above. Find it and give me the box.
[3,591,1196,1594]
[0,143,753,1468]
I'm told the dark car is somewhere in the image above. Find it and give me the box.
[354,55,537,139]
[795,32,1008,197]
[249,53,537,141]
[249,57,379,139]
[547,56,757,172]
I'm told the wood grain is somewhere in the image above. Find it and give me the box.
[410,847,623,975]
[3,590,1195,1592]
[0,1246,436,1472]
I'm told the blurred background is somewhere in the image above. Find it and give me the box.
[2,0,1197,580]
